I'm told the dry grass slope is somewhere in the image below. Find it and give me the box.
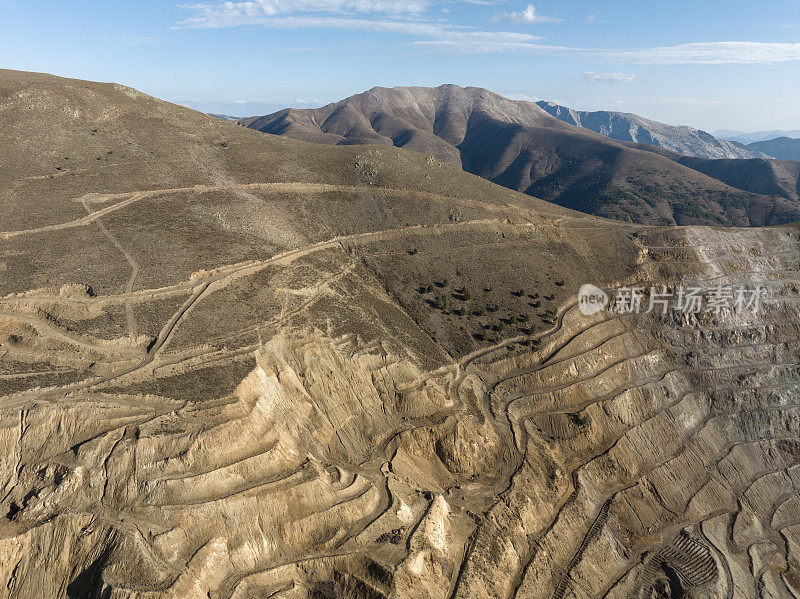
[240,84,800,227]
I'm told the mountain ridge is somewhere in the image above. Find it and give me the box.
[535,100,764,159]
[239,84,800,227]
[744,136,800,162]
[715,129,800,143]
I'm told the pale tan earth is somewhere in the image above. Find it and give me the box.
[0,69,799,599]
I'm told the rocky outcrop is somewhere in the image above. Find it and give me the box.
[536,101,766,160]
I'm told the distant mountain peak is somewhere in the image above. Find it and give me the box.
[743,136,800,161]
[535,101,766,160]
[715,129,800,144]
[239,84,800,227]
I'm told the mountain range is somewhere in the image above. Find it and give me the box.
[535,101,763,159]
[715,129,800,144]
[240,85,800,227]
[742,136,800,162]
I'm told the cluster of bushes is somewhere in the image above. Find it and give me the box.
[432,294,449,310]
[415,270,566,348]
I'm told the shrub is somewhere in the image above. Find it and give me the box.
[569,412,590,426]
[434,295,449,310]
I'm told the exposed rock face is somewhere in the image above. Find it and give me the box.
[454,224,800,599]
[3,222,800,599]
[535,102,766,160]
[1,69,800,599]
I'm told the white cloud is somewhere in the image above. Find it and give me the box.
[414,40,800,60]
[505,93,539,101]
[176,5,800,66]
[179,0,562,37]
[414,39,565,53]
[177,5,546,50]
[497,4,561,24]
[180,14,481,37]
[584,72,636,83]
[601,42,800,64]
[181,0,428,26]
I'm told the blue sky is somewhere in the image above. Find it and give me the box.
[2,0,800,131]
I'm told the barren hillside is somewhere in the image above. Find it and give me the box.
[1,69,800,599]
[240,85,800,227]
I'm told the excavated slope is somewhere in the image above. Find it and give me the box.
[1,69,800,599]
